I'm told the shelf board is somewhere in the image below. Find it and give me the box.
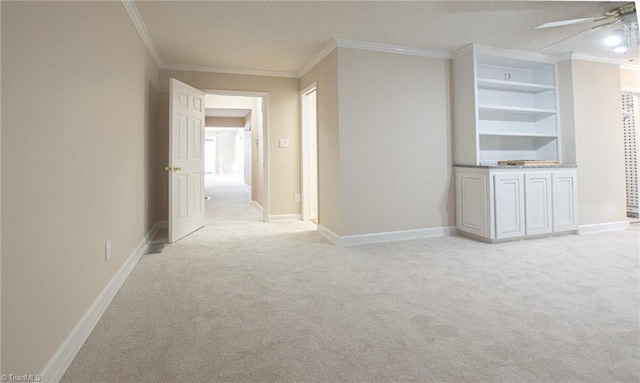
[477,78,555,93]
[479,132,558,138]
[478,105,556,122]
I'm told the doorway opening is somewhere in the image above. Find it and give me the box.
[204,92,268,222]
[301,84,318,224]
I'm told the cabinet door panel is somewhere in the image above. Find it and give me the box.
[553,171,578,231]
[456,172,489,237]
[494,173,526,239]
[525,173,553,235]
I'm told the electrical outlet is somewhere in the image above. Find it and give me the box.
[105,240,112,262]
[294,194,301,203]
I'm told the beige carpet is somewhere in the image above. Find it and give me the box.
[62,176,640,382]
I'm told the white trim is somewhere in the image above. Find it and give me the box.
[251,201,263,215]
[319,225,457,246]
[152,220,168,234]
[162,63,298,79]
[120,0,162,68]
[298,40,338,77]
[561,52,633,66]
[622,87,640,93]
[453,44,559,63]
[621,63,640,71]
[269,214,302,222]
[578,221,630,235]
[335,38,450,60]
[244,183,252,192]
[318,224,340,245]
[300,83,318,222]
[39,221,163,383]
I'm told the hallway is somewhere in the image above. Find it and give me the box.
[205,175,261,224]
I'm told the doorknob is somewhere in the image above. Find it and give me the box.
[165,166,182,172]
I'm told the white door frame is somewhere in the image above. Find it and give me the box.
[300,83,318,222]
[202,89,270,222]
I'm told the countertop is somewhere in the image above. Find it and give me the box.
[454,164,578,169]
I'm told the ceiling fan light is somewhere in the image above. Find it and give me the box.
[604,29,625,46]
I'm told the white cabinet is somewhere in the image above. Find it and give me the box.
[552,171,578,231]
[455,167,577,242]
[455,171,489,238]
[453,45,560,166]
[525,172,553,236]
[494,173,526,239]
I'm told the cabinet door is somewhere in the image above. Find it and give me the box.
[525,173,553,235]
[494,173,525,239]
[456,171,489,238]
[553,171,578,232]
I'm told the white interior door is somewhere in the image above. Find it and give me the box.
[169,78,205,243]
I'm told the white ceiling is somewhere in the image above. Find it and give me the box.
[132,1,639,75]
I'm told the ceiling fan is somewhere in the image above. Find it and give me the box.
[536,2,639,54]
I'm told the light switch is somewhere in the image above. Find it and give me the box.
[279,139,290,148]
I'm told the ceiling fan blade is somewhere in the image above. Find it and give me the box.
[591,18,621,30]
[540,25,596,50]
[535,16,606,29]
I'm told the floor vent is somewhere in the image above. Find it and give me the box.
[146,242,165,254]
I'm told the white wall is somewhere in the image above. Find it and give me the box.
[1,1,159,375]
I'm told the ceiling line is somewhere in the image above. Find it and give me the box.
[162,62,299,79]
[121,0,162,68]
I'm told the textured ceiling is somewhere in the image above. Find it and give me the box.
[134,1,638,74]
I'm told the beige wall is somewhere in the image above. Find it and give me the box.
[158,70,300,218]
[336,48,454,236]
[1,1,159,374]
[570,60,627,225]
[620,67,640,91]
[205,116,245,128]
[300,50,340,233]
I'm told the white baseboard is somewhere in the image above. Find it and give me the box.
[39,221,161,383]
[319,225,456,246]
[251,201,263,215]
[244,183,251,192]
[269,214,301,222]
[318,224,340,245]
[578,220,630,235]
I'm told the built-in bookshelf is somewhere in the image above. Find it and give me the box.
[453,45,560,166]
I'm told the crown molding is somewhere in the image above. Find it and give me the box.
[335,39,451,60]
[621,63,640,71]
[121,0,162,68]
[161,63,299,78]
[559,51,635,67]
[450,44,474,59]
[297,40,338,77]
